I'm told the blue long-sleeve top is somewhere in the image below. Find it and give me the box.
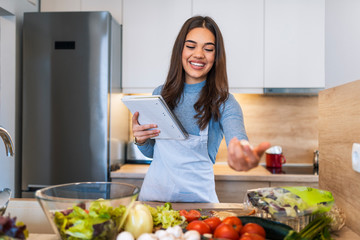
[137,80,248,163]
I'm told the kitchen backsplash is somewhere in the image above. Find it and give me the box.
[122,93,319,164]
[217,94,318,164]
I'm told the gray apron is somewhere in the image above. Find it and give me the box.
[139,125,219,202]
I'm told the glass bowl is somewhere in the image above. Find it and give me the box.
[35,182,140,240]
[0,188,11,216]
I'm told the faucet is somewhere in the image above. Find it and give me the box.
[0,127,14,157]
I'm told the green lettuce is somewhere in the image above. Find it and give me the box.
[54,200,126,240]
[145,202,185,228]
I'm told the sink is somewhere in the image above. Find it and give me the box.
[261,163,318,175]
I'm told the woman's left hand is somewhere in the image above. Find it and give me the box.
[227,138,271,171]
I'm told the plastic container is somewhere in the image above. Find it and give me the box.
[244,186,334,231]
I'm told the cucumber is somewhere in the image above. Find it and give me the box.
[238,216,293,240]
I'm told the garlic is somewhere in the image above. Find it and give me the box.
[154,229,167,239]
[166,225,183,238]
[116,231,135,240]
[183,230,201,240]
[157,232,176,240]
[137,233,158,240]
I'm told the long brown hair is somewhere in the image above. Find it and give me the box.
[161,16,229,130]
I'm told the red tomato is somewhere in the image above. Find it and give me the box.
[180,209,202,222]
[239,235,253,240]
[239,232,265,240]
[213,223,239,240]
[221,216,243,233]
[203,217,221,232]
[240,223,266,238]
[186,220,212,235]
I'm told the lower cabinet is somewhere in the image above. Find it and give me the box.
[215,181,269,203]
[112,178,144,189]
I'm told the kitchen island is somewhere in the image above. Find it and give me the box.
[5,199,360,240]
[111,162,319,203]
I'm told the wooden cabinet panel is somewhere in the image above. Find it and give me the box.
[112,178,144,189]
[215,181,269,203]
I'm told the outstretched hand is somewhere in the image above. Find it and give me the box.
[227,137,271,171]
[132,112,160,144]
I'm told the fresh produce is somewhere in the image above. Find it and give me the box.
[213,223,239,240]
[117,226,201,240]
[54,200,126,239]
[221,216,243,233]
[0,215,28,240]
[246,187,334,219]
[240,223,266,238]
[179,209,201,222]
[284,215,333,240]
[186,220,211,235]
[145,203,185,228]
[124,204,154,238]
[203,217,221,232]
[239,216,293,240]
[116,231,135,240]
[239,232,265,240]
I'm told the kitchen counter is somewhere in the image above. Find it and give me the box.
[5,199,360,240]
[111,162,319,182]
[111,163,319,203]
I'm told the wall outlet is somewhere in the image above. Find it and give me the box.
[352,143,360,173]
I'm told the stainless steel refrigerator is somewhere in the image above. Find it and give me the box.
[22,12,123,197]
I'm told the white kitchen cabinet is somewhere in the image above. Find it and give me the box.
[41,0,81,11]
[122,0,192,93]
[40,0,122,23]
[264,0,325,89]
[193,0,264,93]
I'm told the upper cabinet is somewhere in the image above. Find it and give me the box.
[193,0,264,93]
[41,0,325,93]
[41,0,122,23]
[122,0,325,93]
[264,0,325,90]
[122,0,192,93]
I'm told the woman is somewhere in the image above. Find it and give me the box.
[132,16,270,202]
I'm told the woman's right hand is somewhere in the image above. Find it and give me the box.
[132,112,160,144]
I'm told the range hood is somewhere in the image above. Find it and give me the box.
[263,88,324,95]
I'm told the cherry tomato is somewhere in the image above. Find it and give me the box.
[213,223,239,240]
[203,217,221,232]
[186,220,212,235]
[240,223,266,238]
[239,232,265,240]
[221,216,243,233]
[180,209,202,222]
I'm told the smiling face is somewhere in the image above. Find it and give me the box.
[182,27,216,84]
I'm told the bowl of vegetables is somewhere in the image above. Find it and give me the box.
[35,182,140,240]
